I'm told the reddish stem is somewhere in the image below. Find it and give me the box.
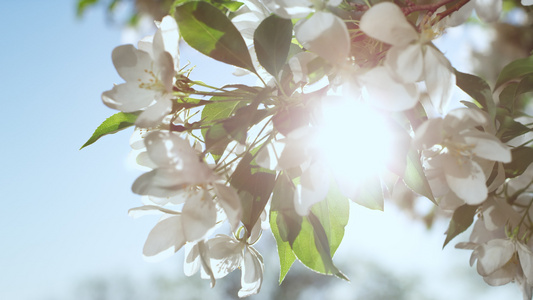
[401,0,459,15]
[436,0,471,20]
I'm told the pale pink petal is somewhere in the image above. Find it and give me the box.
[143,215,185,256]
[154,51,175,92]
[295,12,350,65]
[214,183,242,231]
[135,95,173,128]
[159,15,180,69]
[182,190,218,242]
[462,130,512,163]
[207,235,244,279]
[517,242,533,284]
[112,44,154,83]
[238,246,264,297]
[359,2,418,46]
[444,107,488,131]
[131,169,188,197]
[424,46,455,114]
[360,66,419,111]
[386,44,424,83]
[413,118,444,149]
[483,263,516,286]
[102,82,157,112]
[128,205,179,218]
[144,131,198,167]
[443,157,487,204]
[184,244,200,277]
[446,0,475,27]
[477,239,515,276]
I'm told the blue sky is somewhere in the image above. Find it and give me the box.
[0,1,525,299]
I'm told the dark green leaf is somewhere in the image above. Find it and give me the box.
[495,55,533,90]
[254,15,293,78]
[455,70,496,122]
[498,82,519,114]
[204,123,231,161]
[443,204,478,248]
[271,174,301,246]
[504,146,533,178]
[175,1,256,73]
[80,112,137,149]
[403,149,436,204]
[496,112,531,143]
[231,153,276,234]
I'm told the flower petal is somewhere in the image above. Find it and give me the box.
[386,44,424,83]
[207,235,243,279]
[413,118,444,149]
[463,130,512,163]
[443,157,487,204]
[446,0,475,27]
[477,239,515,276]
[423,46,455,114]
[359,2,418,46]
[295,12,350,65]
[135,95,173,128]
[144,131,198,167]
[239,246,264,297]
[182,190,218,242]
[360,66,419,111]
[214,183,242,231]
[143,215,185,257]
[102,82,157,112]
[111,44,154,83]
[517,242,533,285]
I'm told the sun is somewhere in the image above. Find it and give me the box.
[314,96,394,185]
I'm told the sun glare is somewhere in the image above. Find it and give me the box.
[315,98,393,183]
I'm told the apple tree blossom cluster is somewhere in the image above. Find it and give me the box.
[83,0,533,298]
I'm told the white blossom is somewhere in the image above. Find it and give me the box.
[359,2,455,113]
[102,16,179,128]
[447,0,502,26]
[414,107,511,205]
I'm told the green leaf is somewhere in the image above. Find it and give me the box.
[201,97,244,139]
[204,123,231,161]
[352,176,384,211]
[496,112,531,143]
[504,146,533,178]
[175,1,256,73]
[291,185,349,280]
[270,210,296,284]
[443,204,478,248]
[254,15,293,78]
[80,112,137,150]
[495,55,533,90]
[455,70,496,122]
[76,0,99,17]
[403,149,436,204]
[498,82,519,114]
